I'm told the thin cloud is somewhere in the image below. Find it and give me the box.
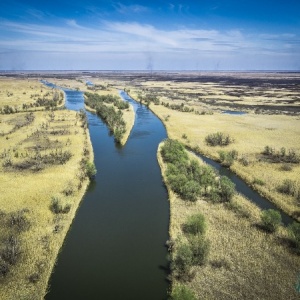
[0,18,299,69]
[113,3,150,14]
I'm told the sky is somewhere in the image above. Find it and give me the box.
[0,0,300,70]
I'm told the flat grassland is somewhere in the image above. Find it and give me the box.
[0,77,64,113]
[125,72,300,221]
[157,142,300,299]
[0,78,93,299]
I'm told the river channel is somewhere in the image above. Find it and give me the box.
[45,86,169,300]
[43,82,294,299]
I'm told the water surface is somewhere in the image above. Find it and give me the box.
[45,87,169,300]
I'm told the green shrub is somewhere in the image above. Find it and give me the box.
[171,243,193,280]
[205,132,234,146]
[219,176,235,202]
[277,179,296,194]
[183,213,207,235]
[262,146,300,164]
[167,173,188,195]
[288,222,300,253]
[218,150,238,167]
[181,180,201,202]
[85,161,97,179]
[261,209,282,232]
[161,139,188,164]
[189,235,210,265]
[170,285,197,300]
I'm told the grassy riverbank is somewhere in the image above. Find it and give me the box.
[0,78,93,299]
[157,140,300,299]
[128,79,300,221]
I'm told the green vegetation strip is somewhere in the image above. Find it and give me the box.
[84,92,129,143]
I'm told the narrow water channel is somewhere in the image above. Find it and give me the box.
[196,152,294,225]
[45,87,169,299]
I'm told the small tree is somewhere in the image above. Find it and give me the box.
[219,176,235,202]
[170,285,197,300]
[85,161,97,179]
[183,213,207,235]
[289,221,300,253]
[189,235,210,266]
[261,209,282,233]
[171,243,193,280]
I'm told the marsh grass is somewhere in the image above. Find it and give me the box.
[158,142,300,300]
[0,105,93,299]
[0,78,64,113]
[134,93,300,220]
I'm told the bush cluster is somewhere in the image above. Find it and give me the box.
[161,139,235,203]
[260,209,282,233]
[171,213,210,281]
[161,102,194,113]
[85,161,97,179]
[289,222,300,253]
[0,210,30,278]
[170,285,197,300]
[262,146,300,164]
[50,197,71,214]
[218,150,238,167]
[138,93,160,105]
[277,179,300,202]
[205,132,234,146]
[11,149,72,172]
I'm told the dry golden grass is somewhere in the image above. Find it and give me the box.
[121,103,134,145]
[128,87,300,220]
[127,72,300,113]
[0,109,93,300]
[0,77,64,112]
[157,142,300,300]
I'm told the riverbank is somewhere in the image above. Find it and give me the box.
[128,89,300,221]
[0,105,93,299]
[157,140,300,299]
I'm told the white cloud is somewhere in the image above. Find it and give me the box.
[0,19,299,70]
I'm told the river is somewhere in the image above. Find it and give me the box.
[43,81,293,299]
[45,86,169,300]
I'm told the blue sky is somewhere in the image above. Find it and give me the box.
[0,0,299,70]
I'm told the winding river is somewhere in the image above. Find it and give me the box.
[45,86,169,300]
[43,82,294,299]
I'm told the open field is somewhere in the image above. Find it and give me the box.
[0,77,64,113]
[158,141,300,299]
[2,71,299,299]
[0,77,93,299]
